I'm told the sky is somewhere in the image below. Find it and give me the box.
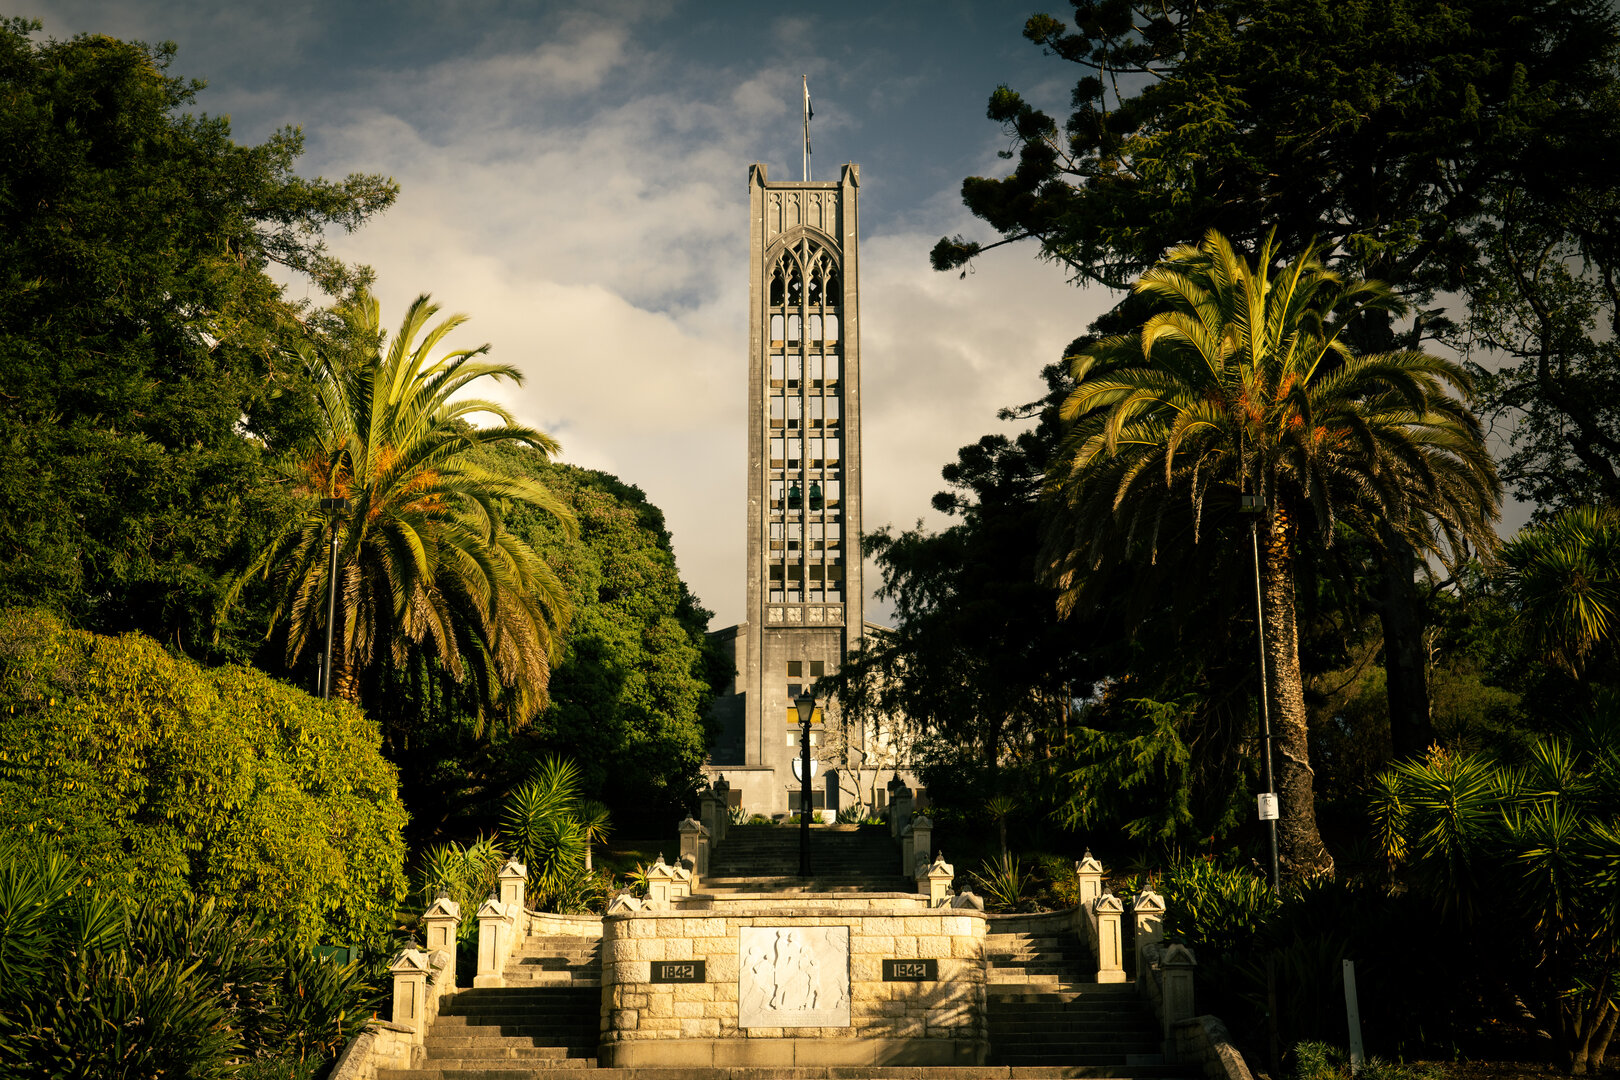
[38,0,1111,628]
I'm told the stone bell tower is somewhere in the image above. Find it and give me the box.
[704,163,867,815]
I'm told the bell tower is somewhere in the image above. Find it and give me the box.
[705,163,865,815]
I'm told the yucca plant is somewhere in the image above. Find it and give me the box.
[414,835,506,940]
[971,853,1036,912]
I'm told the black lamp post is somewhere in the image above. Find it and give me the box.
[794,689,816,877]
[1239,492,1281,889]
[318,497,349,700]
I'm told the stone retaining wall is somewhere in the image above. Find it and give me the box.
[600,905,989,1067]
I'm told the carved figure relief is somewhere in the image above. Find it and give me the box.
[737,926,850,1028]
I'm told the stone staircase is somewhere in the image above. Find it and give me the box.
[378,938,601,1079]
[701,823,912,893]
[984,924,1179,1075]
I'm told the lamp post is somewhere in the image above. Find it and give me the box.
[1239,492,1281,889]
[794,689,816,877]
[318,497,349,700]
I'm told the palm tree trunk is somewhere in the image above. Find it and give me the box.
[1261,504,1335,879]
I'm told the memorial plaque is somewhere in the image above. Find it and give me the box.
[882,958,938,981]
[650,960,706,983]
[738,926,851,1028]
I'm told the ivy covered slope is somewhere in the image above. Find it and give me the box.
[506,455,726,811]
[0,609,407,950]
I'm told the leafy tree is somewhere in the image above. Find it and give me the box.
[229,291,573,726]
[935,0,1620,748]
[0,19,395,655]
[1043,232,1499,876]
[505,460,723,816]
[0,608,408,951]
[364,458,724,842]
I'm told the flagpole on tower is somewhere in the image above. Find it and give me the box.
[802,75,812,182]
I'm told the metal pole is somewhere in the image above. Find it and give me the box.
[322,525,340,700]
[1251,517,1281,889]
[800,708,813,877]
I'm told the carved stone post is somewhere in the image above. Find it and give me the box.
[497,858,528,911]
[475,896,508,987]
[889,776,911,840]
[422,896,462,990]
[645,855,676,908]
[390,946,431,1037]
[920,852,954,905]
[909,815,933,875]
[1133,889,1165,982]
[678,815,710,879]
[1076,852,1104,910]
[900,820,915,877]
[711,774,731,846]
[1159,944,1197,1039]
[1094,892,1126,983]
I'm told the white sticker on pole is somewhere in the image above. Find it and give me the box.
[1257,793,1279,821]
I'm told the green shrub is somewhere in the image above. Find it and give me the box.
[0,835,382,1079]
[1029,852,1081,909]
[0,609,408,951]
[836,804,866,824]
[1289,1042,1442,1080]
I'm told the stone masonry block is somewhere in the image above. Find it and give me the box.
[672,983,715,1002]
[673,1001,704,1019]
[746,1026,784,1038]
[951,937,982,958]
[916,936,952,957]
[605,939,635,963]
[854,935,894,956]
[941,916,974,936]
[663,938,693,960]
[612,1009,638,1030]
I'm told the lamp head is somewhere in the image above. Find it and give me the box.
[794,689,816,726]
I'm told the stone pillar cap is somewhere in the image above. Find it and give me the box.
[1076,851,1105,875]
[646,857,678,881]
[476,897,507,919]
[1133,889,1166,913]
[424,896,462,919]
[1094,891,1124,914]
[713,773,730,793]
[390,947,430,975]
[497,858,528,881]
[912,814,933,829]
[678,815,709,834]
[900,821,914,837]
[606,893,643,915]
[1162,943,1197,966]
[951,890,985,910]
[924,852,954,879]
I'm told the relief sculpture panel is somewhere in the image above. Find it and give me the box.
[737,926,851,1028]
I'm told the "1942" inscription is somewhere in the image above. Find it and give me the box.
[650,960,706,983]
[881,958,938,981]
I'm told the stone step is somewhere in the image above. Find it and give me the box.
[380,1067,1199,1080]
[425,1044,596,1060]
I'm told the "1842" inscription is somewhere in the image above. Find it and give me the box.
[650,960,706,983]
[881,958,938,981]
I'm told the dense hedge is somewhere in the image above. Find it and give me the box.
[0,609,407,950]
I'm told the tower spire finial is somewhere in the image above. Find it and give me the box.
[802,76,813,182]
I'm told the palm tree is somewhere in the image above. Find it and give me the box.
[1042,230,1499,879]
[1499,505,1620,684]
[227,291,573,728]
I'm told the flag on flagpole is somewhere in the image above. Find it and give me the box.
[802,76,813,181]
